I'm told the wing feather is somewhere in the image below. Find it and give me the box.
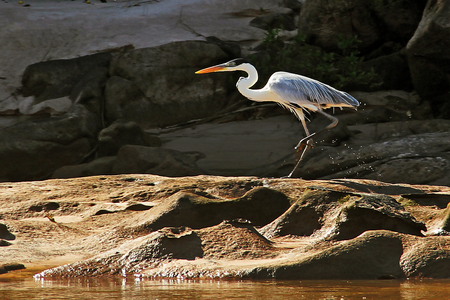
[266,72,359,112]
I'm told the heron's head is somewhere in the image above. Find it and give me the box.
[195,58,250,74]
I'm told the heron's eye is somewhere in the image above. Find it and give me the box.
[228,62,236,67]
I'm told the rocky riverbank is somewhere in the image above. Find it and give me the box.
[2,175,450,279]
[0,0,449,184]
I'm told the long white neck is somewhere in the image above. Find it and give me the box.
[236,63,271,102]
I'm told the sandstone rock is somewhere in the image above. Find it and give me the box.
[440,206,450,233]
[249,231,405,280]
[401,236,450,278]
[36,221,275,277]
[106,41,232,128]
[131,187,291,231]
[334,194,426,240]
[260,188,348,239]
[260,189,425,241]
[2,175,450,279]
[406,0,450,117]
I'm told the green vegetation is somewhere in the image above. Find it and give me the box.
[249,29,377,90]
[337,194,351,204]
[398,197,419,207]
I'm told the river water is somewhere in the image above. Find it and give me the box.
[2,275,450,300]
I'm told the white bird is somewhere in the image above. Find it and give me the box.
[195,58,359,178]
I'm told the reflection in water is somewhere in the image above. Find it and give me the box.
[1,276,450,299]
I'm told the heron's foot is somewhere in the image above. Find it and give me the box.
[294,139,313,150]
[295,142,313,151]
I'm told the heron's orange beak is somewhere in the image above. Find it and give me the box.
[195,65,226,74]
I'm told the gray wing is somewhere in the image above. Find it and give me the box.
[267,72,359,110]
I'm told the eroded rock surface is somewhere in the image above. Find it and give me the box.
[1,175,450,280]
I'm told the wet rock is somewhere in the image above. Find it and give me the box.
[401,237,450,278]
[249,231,405,280]
[37,226,203,277]
[36,221,275,277]
[106,41,232,128]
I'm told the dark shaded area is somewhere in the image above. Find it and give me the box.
[22,52,112,103]
[143,187,291,232]
[0,263,25,275]
[126,203,154,211]
[0,223,15,240]
[402,194,450,209]
[335,194,426,240]
[330,180,425,195]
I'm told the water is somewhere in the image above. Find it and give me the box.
[2,275,450,300]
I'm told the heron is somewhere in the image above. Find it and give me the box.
[195,58,359,178]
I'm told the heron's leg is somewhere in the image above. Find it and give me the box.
[294,110,338,149]
[286,138,313,178]
[287,110,339,178]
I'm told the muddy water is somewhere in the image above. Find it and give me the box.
[2,275,450,300]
